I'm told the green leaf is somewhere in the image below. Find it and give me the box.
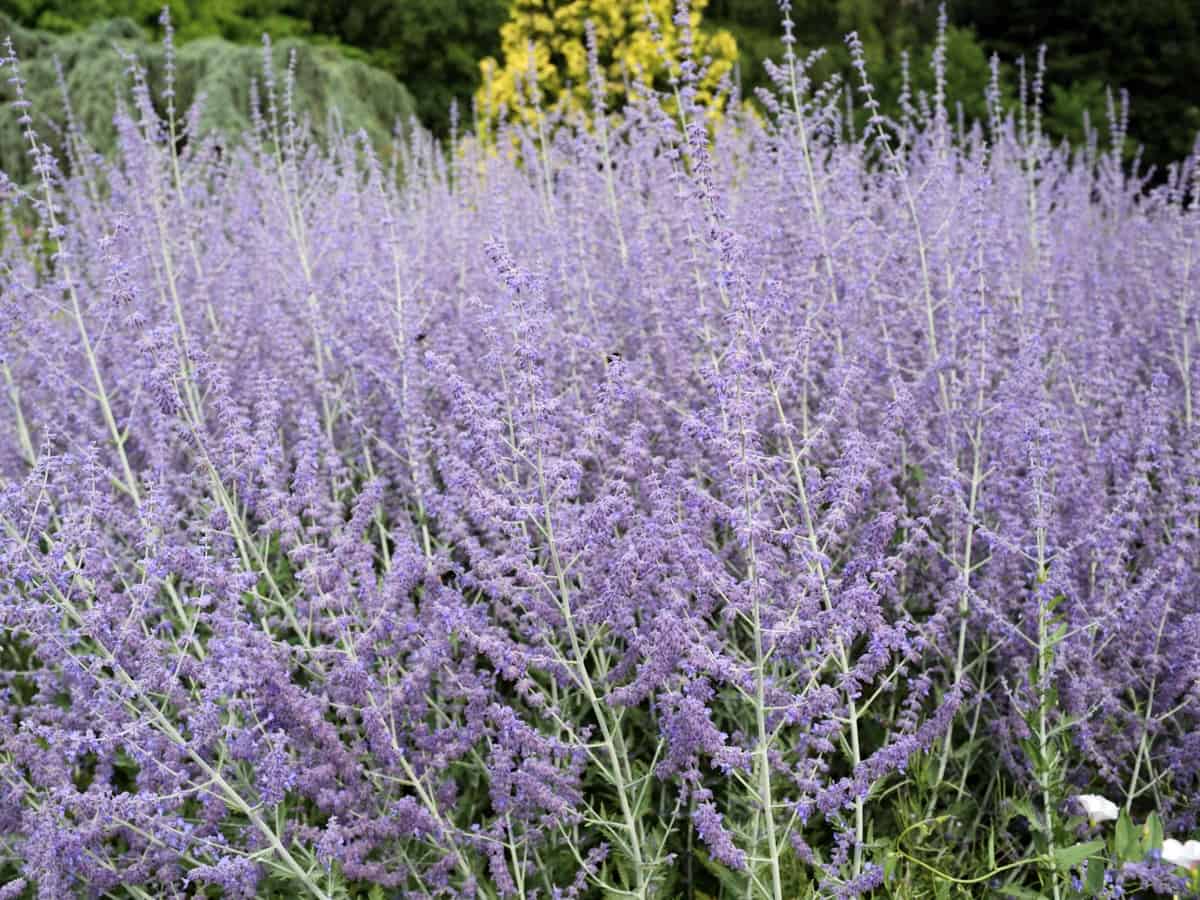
[1116,810,1138,860]
[1143,812,1164,855]
[1085,858,1106,894]
[1006,797,1043,834]
[695,851,748,895]
[1052,839,1105,870]
[633,782,653,819]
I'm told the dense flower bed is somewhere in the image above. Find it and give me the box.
[0,12,1198,899]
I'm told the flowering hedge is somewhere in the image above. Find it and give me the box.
[0,7,1198,899]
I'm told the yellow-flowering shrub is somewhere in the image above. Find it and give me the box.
[476,0,738,132]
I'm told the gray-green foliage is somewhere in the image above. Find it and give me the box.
[0,13,417,183]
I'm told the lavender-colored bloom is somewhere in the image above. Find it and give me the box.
[0,12,1196,899]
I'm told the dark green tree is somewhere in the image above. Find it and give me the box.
[953,0,1200,173]
[270,0,508,134]
[703,0,1200,172]
[0,0,313,40]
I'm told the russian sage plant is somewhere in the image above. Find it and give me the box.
[0,7,1198,899]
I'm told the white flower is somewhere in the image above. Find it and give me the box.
[1161,838,1200,871]
[1074,794,1119,824]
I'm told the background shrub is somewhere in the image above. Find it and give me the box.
[0,13,416,184]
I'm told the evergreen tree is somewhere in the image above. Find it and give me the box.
[0,13,416,184]
[954,0,1200,172]
[290,0,508,136]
